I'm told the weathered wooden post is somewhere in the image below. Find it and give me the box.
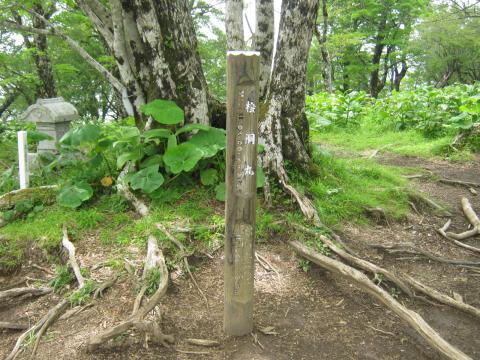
[17,131,29,189]
[224,51,260,336]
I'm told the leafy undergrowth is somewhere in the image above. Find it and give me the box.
[312,126,471,161]
[0,150,413,272]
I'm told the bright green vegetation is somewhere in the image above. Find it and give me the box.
[307,84,480,160]
[305,151,411,227]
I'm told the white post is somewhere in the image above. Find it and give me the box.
[17,131,29,189]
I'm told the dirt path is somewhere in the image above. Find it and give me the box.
[1,151,479,359]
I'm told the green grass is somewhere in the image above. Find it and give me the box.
[306,150,411,227]
[312,124,472,161]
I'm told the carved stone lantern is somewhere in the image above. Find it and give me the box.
[21,97,79,153]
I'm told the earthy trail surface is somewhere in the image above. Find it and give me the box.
[1,150,479,359]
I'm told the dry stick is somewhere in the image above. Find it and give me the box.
[402,274,480,320]
[289,241,472,360]
[117,165,149,217]
[87,236,173,351]
[291,224,413,297]
[156,223,209,310]
[438,220,480,254]
[370,243,480,267]
[30,264,54,276]
[439,179,480,188]
[62,225,85,288]
[0,287,51,302]
[0,322,29,331]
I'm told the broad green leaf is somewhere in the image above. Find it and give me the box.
[256,165,265,188]
[140,154,163,169]
[140,99,184,125]
[60,124,101,147]
[129,165,164,193]
[215,182,226,201]
[27,130,53,142]
[200,168,218,185]
[175,124,210,136]
[57,182,93,209]
[163,142,203,174]
[188,127,226,158]
[167,135,177,149]
[142,128,172,140]
[116,149,144,169]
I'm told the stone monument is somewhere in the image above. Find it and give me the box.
[21,97,79,153]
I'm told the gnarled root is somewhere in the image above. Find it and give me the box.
[445,198,480,240]
[0,287,51,302]
[290,241,472,360]
[371,243,480,267]
[87,236,172,351]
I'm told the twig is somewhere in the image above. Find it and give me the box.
[255,252,280,276]
[367,325,395,336]
[156,223,209,311]
[438,219,480,254]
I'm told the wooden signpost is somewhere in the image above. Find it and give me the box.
[224,51,260,336]
[17,131,29,190]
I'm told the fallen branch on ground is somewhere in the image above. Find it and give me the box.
[289,241,472,360]
[0,287,51,302]
[438,220,480,254]
[87,235,174,351]
[0,185,57,210]
[371,243,480,267]
[156,223,209,310]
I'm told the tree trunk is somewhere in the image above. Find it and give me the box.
[77,0,210,126]
[258,0,321,225]
[393,59,408,91]
[253,0,274,100]
[225,0,244,50]
[32,2,57,99]
[317,0,333,93]
[260,0,319,172]
[369,16,387,98]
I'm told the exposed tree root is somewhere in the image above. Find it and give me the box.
[117,165,149,217]
[444,197,480,240]
[5,298,70,360]
[62,225,85,288]
[371,243,480,267]
[156,223,209,310]
[93,276,118,299]
[87,236,173,351]
[408,192,450,216]
[402,274,480,320]
[0,287,51,302]
[438,219,480,254]
[0,322,28,331]
[277,167,322,226]
[0,185,57,211]
[439,178,480,189]
[255,252,279,276]
[291,224,413,297]
[289,241,472,360]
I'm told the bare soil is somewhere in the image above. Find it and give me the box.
[1,151,479,360]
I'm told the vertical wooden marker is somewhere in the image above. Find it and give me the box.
[224,51,260,336]
[17,131,29,189]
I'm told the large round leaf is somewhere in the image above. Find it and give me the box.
[57,182,93,209]
[200,168,218,186]
[188,127,226,158]
[163,142,203,174]
[175,124,210,136]
[140,99,184,125]
[142,128,172,140]
[129,165,164,193]
[60,124,101,147]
